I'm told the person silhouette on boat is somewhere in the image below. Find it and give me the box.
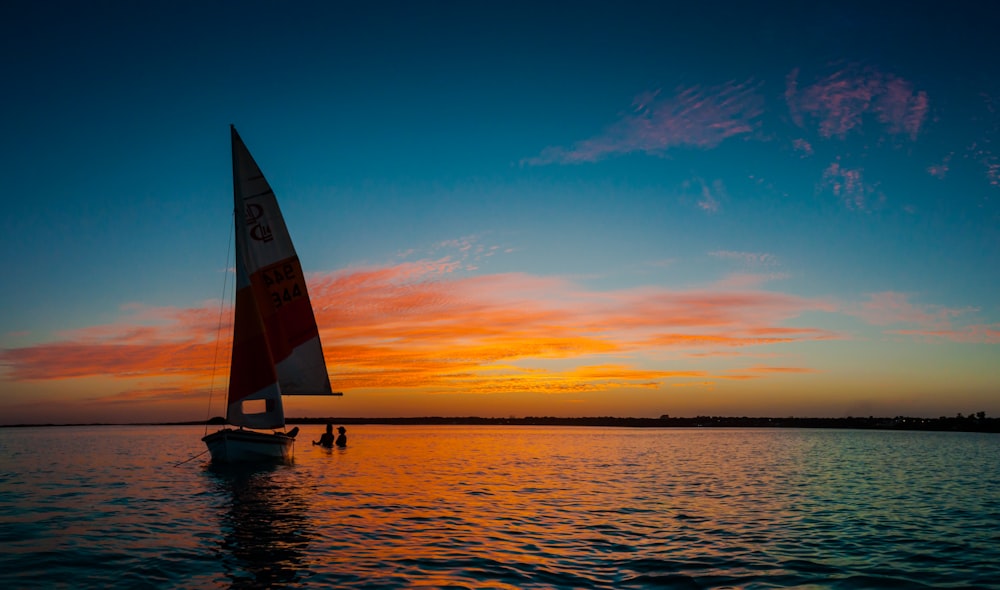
[313,423,335,448]
[335,426,347,448]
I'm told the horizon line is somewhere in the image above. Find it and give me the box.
[1,413,993,429]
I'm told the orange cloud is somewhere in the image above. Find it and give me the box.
[1,262,840,403]
[642,333,794,347]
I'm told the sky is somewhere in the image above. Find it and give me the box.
[1,0,998,424]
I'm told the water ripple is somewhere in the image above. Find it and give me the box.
[1,426,999,588]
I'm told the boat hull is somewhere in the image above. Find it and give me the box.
[202,428,295,463]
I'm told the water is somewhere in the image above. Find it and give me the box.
[1,426,998,589]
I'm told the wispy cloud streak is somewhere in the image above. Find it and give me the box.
[710,250,778,267]
[847,292,998,343]
[525,80,763,165]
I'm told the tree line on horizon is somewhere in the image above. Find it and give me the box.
[276,413,998,433]
[5,412,995,432]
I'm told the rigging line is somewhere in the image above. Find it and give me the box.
[173,448,210,468]
[204,210,235,437]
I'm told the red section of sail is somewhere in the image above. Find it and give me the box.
[227,256,322,406]
[249,258,321,365]
[227,285,279,405]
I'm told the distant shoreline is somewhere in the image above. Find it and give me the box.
[2,414,997,433]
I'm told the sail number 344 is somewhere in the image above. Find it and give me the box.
[261,263,304,309]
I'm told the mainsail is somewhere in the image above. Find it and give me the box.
[227,126,333,429]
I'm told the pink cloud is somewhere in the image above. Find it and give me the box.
[961,94,1000,188]
[850,292,974,328]
[818,160,883,211]
[704,249,790,290]
[52,303,225,345]
[876,75,929,139]
[846,292,995,343]
[525,80,763,165]
[699,179,727,212]
[986,161,1000,187]
[681,177,727,213]
[786,66,929,140]
[792,138,814,156]
[969,144,1000,187]
[927,152,953,179]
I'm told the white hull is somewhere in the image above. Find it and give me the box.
[202,428,295,463]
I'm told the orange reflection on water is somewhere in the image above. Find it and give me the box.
[6,425,996,588]
[290,426,823,586]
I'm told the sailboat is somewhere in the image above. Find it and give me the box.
[203,125,340,463]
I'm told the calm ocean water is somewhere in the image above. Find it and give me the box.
[1,425,998,589]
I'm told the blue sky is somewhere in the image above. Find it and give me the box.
[1,1,998,423]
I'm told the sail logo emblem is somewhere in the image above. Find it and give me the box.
[245,203,273,243]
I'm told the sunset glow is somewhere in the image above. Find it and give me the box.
[1,2,997,423]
